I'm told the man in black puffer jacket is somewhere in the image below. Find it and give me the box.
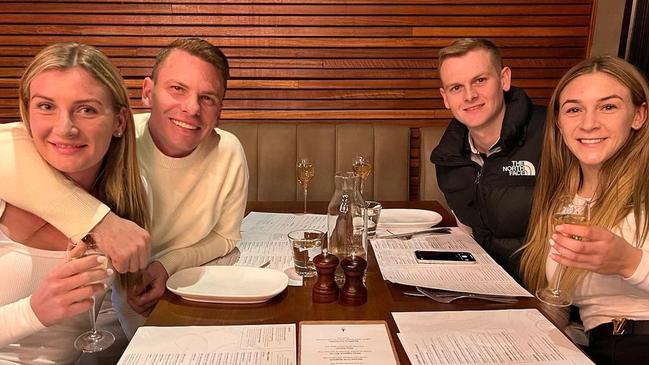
[430,38,546,279]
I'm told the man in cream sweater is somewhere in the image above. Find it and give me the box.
[0,38,248,325]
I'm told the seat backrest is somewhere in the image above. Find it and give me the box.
[220,123,411,202]
[419,126,448,209]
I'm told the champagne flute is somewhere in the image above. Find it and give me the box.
[536,196,590,307]
[296,158,315,213]
[67,233,115,352]
[352,155,372,197]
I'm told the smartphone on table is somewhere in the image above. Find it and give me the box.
[414,250,476,264]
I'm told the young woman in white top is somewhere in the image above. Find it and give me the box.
[0,42,149,364]
[520,56,649,365]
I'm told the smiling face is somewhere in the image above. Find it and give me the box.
[557,71,647,176]
[28,67,124,190]
[439,49,511,133]
[142,49,225,158]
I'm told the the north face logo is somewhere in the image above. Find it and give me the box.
[503,160,536,176]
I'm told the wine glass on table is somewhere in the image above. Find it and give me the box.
[536,196,590,307]
[67,233,115,352]
[296,157,315,214]
[352,155,372,197]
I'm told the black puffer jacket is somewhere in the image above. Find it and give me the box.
[430,86,546,279]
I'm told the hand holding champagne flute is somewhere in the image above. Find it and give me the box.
[536,196,590,307]
[352,155,372,197]
[67,233,115,352]
[296,157,315,213]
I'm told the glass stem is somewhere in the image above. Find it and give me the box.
[88,296,100,340]
[550,264,567,296]
[303,186,308,214]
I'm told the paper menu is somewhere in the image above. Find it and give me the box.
[241,212,327,234]
[299,321,400,365]
[393,309,593,365]
[118,324,296,365]
[371,228,532,297]
[205,231,303,286]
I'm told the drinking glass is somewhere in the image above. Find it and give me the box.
[67,233,115,352]
[288,229,324,277]
[536,196,590,307]
[352,155,372,197]
[296,158,315,213]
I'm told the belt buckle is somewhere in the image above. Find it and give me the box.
[612,317,627,335]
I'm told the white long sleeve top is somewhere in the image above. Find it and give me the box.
[0,201,87,365]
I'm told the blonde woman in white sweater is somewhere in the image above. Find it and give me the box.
[0,43,149,364]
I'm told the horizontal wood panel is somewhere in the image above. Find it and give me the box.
[0,46,587,59]
[0,14,591,26]
[19,0,592,4]
[0,3,591,15]
[0,56,581,69]
[0,35,590,48]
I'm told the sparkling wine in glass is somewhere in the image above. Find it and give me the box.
[67,233,115,353]
[296,158,315,213]
[536,196,590,307]
[352,155,372,197]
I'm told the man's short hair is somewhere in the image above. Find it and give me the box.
[152,38,230,89]
[438,38,503,71]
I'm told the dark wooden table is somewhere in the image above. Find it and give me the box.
[146,201,537,364]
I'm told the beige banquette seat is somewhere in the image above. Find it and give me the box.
[220,123,412,202]
[219,123,448,206]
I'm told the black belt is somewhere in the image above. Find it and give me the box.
[590,319,649,338]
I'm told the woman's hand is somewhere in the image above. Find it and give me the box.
[30,255,113,327]
[551,224,642,278]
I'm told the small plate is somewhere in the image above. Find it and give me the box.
[167,266,289,304]
[378,209,442,230]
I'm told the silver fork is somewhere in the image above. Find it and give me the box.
[416,287,518,304]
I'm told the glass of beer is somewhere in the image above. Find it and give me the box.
[296,157,315,213]
[536,196,590,307]
[352,155,372,197]
[67,233,115,352]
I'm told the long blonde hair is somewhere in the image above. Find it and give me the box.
[520,56,649,293]
[18,42,150,230]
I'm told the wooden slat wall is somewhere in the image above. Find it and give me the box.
[0,0,595,198]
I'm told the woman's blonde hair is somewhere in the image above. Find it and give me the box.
[18,42,150,230]
[520,56,649,293]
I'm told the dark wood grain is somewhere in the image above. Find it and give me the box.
[0,1,594,198]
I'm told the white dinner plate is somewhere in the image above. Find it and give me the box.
[377,209,442,230]
[166,266,289,304]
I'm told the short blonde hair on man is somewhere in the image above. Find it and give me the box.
[438,38,503,71]
[152,38,229,93]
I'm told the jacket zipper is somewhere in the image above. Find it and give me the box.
[474,168,482,184]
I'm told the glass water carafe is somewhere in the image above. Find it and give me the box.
[327,172,367,260]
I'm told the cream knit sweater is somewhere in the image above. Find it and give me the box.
[0,116,249,275]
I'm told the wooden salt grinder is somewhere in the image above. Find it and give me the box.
[312,249,339,303]
[340,252,368,306]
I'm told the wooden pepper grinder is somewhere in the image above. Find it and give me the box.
[340,251,367,305]
[312,249,340,303]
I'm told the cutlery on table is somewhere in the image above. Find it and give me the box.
[411,286,518,304]
[379,227,452,239]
